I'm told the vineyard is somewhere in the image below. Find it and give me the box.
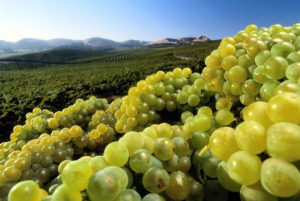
[0,40,220,141]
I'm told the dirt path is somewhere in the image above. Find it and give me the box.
[173,54,194,60]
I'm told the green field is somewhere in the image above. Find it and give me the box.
[0,40,220,140]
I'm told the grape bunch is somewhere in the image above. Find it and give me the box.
[1,22,300,201]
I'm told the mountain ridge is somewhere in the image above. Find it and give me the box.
[0,35,210,54]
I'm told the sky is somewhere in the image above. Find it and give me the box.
[0,0,300,42]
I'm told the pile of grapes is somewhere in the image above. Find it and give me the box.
[1,23,300,201]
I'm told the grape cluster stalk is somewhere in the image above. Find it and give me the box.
[1,22,300,201]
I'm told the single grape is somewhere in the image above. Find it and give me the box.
[142,166,170,193]
[61,160,93,191]
[261,158,300,197]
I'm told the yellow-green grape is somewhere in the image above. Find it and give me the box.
[197,106,213,117]
[142,166,170,193]
[104,141,129,167]
[238,54,255,69]
[156,123,173,138]
[8,180,40,201]
[69,125,83,138]
[154,138,175,161]
[287,51,300,64]
[227,65,248,84]
[215,109,235,126]
[103,166,129,189]
[267,92,300,124]
[217,161,241,192]
[266,122,300,162]
[2,166,22,182]
[209,127,240,161]
[176,91,189,105]
[227,151,261,185]
[51,184,82,201]
[253,65,271,84]
[118,131,144,156]
[87,170,123,201]
[271,41,295,58]
[259,79,281,101]
[166,171,191,200]
[255,49,271,66]
[142,135,155,154]
[13,157,31,172]
[215,97,232,110]
[263,56,289,80]
[261,158,300,198]
[57,159,71,174]
[242,101,273,129]
[61,160,93,191]
[129,149,153,173]
[247,40,268,58]
[286,62,300,83]
[235,120,266,154]
[47,118,59,129]
[240,181,278,201]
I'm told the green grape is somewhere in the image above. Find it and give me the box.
[51,184,82,201]
[88,155,110,173]
[154,138,175,161]
[8,180,40,201]
[194,78,206,90]
[154,98,165,111]
[19,168,34,181]
[187,94,200,106]
[142,127,157,139]
[215,109,235,126]
[2,166,21,182]
[176,91,189,105]
[142,193,166,201]
[202,67,217,82]
[230,82,244,95]
[240,181,278,201]
[166,171,190,200]
[180,111,194,124]
[253,65,271,84]
[52,149,67,163]
[267,92,300,124]
[119,131,144,156]
[219,43,236,58]
[177,156,191,172]
[209,127,240,161]
[61,160,93,191]
[217,161,241,192]
[242,79,261,96]
[263,56,289,80]
[13,157,30,172]
[190,131,210,151]
[162,154,179,172]
[197,106,213,117]
[255,50,271,66]
[156,123,173,138]
[142,166,170,193]
[260,79,281,101]
[35,167,50,183]
[227,151,262,185]
[238,54,255,69]
[202,153,221,178]
[221,55,238,71]
[242,101,273,129]
[235,120,266,154]
[114,189,141,201]
[286,51,300,64]
[273,80,300,95]
[171,136,190,157]
[190,72,202,83]
[129,149,153,173]
[261,158,300,198]
[227,65,248,84]
[154,82,165,96]
[204,180,228,201]
[215,97,232,110]
[136,113,150,126]
[271,41,295,57]
[286,62,300,83]
[165,100,176,112]
[40,155,53,168]
[103,166,128,190]
[266,122,300,162]
[87,169,122,201]
[247,40,268,58]
[104,141,129,167]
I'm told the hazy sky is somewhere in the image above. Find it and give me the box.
[1,0,299,42]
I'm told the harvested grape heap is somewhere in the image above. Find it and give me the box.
[1,23,300,201]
